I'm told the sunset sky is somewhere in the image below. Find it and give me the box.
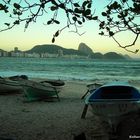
[0,0,140,58]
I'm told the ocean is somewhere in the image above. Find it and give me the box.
[0,57,140,82]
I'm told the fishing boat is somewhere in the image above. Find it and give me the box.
[9,75,64,101]
[40,79,65,87]
[81,81,140,131]
[0,75,62,101]
[0,77,23,94]
[22,80,60,102]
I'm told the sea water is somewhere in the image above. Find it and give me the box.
[0,57,140,82]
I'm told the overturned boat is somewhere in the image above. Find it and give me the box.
[81,81,140,130]
[0,75,64,101]
[0,77,23,94]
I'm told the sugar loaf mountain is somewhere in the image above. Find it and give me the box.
[0,43,131,59]
[25,43,130,59]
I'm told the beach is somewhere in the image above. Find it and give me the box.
[0,80,140,140]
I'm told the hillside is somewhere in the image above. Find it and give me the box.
[103,52,125,59]
[0,43,131,59]
[25,44,130,59]
[78,43,93,54]
[25,44,87,56]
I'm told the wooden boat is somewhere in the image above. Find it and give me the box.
[9,75,28,81]
[40,79,65,87]
[0,77,23,94]
[9,75,65,88]
[81,81,140,131]
[0,75,63,101]
[9,76,64,101]
[22,80,60,102]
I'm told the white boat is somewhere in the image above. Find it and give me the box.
[81,81,140,131]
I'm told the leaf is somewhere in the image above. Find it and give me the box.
[0,3,4,10]
[67,9,73,13]
[13,20,20,25]
[47,20,52,25]
[99,21,105,29]
[77,20,82,25]
[84,9,91,15]
[87,3,92,8]
[74,3,80,7]
[13,9,17,15]
[82,1,88,8]
[106,27,110,31]
[122,0,127,2]
[74,8,82,14]
[4,23,10,26]
[0,4,8,12]
[17,11,22,15]
[59,3,65,9]
[75,14,80,17]
[136,28,140,31]
[117,15,121,19]
[53,20,60,24]
[54,30,60,37]
[109,31,114,36]
[52,37,55,43]
[108,18,113,22]
[4,9,8,13]
[50,6,58,11]
[135,49,139,53]
[41,3,45,8]
[92,16,98,20]
[25,22,29,29]
[82,17,85,22]
[99,31,104,35]
[72,16,77,22]
[7,0,11,4]
[13,3,21,9]
[102,12,107,16]
[86,15,93,20]
[111,1,120,10]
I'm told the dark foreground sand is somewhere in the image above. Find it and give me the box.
[0,81,140,140]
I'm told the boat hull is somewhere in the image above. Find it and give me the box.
[0,78,23,94]
[85,82,140,129]
[89,99,140,126]
[23,81,60,101]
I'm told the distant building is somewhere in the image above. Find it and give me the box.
[3,51,8,57]
[58,49,63,57]
[14,47,19,53]
[0,51,2,57]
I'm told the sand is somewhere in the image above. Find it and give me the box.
[0,80,140,140]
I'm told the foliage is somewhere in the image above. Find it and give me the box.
[0,0,140,53]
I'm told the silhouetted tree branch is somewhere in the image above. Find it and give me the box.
[0,0,139,53]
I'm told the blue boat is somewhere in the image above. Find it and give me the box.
[81,81,140,130]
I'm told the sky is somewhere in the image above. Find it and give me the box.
[0,0,140,58]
